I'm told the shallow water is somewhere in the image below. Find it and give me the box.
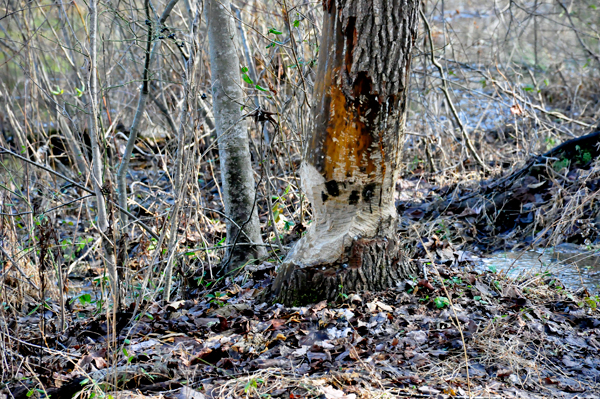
[480,244,600,294]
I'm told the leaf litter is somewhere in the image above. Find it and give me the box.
[2,253,600,399]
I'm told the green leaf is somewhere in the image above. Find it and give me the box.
[122,347,129,357]
[244,379,258,393]
[293,19,300,28]
[488,265,497,273]
[79,293,92,305]
[268,28,283,35]
[255,84,268,91]
[74,83,85,97]
[434,296,450,309]
[51,86,64,96]
[242,73,254,85]
[241,66,249,73]
[26,390,34,397]
[27,304,40,315]
[284,220,295,231]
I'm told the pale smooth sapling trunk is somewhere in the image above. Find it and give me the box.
[273,0,420,305]
[206,0,266,271]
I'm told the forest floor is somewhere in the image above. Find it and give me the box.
[3,1,600,397]
[3,131,600,399]
[2,255,599,399]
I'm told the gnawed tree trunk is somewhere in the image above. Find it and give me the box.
[272,0,419,305]
[206,0,266,272]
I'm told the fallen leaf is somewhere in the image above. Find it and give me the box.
[510,104,523,116]
[321,385,357,399]
[176,386,205,399]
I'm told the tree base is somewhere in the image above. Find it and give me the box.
[274,237,416,306]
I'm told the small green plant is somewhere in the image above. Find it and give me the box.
[338,284,348,300]
[122,347,134,364]
[575,145,592,165]
[434,296,450,308]
[244,378,264,394]
[473,295,488,305]
[207,292,227,307]
[70,293,92,306]
[553,157,569,172]
[409,155,422,171]
[584,296,599,310]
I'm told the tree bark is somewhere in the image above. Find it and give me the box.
[206,0,266,272]
[272,0,420,305]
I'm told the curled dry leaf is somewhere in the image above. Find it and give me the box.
[320,385,357,399]
[510,103,524,116]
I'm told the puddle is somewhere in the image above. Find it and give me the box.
[480,244,600,294]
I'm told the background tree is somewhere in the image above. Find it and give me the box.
[206,0,266,272]
[272,0,420,305]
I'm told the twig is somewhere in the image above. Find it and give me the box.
[556,1,600,69]
[420,9,490,172]
[0,146,159,240]
[0,246,39,290]
[117,0,180,223]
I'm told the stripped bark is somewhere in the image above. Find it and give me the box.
[273,0,420,305]
[206,0,266,272]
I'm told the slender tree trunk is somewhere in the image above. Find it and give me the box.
[206,0,266,272]
[89,0,119,311]
[272,0,420,305]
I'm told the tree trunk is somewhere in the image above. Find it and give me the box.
[272,0,420,305]
[206,0,266,272]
